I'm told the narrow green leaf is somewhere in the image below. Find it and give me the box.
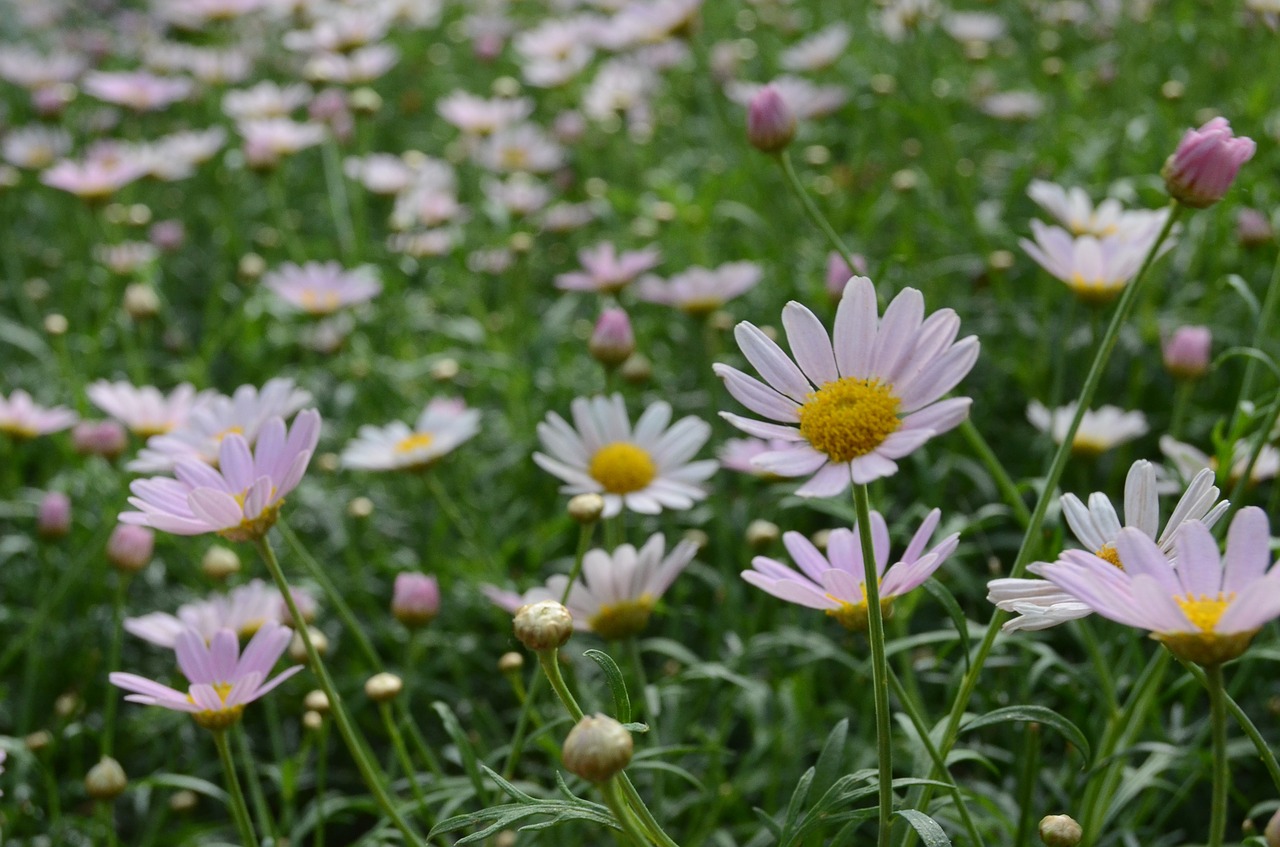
[960,705,1090,763]
[584,648,631,723]
[812,718,849,792]
[922,579,971,673]
[896,809,952,847]
[433,700,488,802]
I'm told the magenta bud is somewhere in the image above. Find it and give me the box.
[825,251,870,299]
[148,219,186,252]
[107,524,155,572]
[746,85,796,154]
[72,420,128,459]
[589,308,636,368]
[392,572,441,628]
[473,33,504,62]
[553,110,587,145]
[1161,117,1256,209]
[38,491,72,539]
[1237,208,1273,248]
[1162,325,1212,380]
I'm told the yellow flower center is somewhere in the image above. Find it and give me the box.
[797,377,902,463]
[1069,433,1110,457]
[588,442,657,494]
[213,425,244,443]
[824,591,895,632]
[0,423,40,439]
[588,596,655,640]
[189,681,246,731]
[1156,592,1257,666]
[679,297,724,317]
[500,146,529,170]
[1067,273,1122,306]
[238,618,266,638]
[395,432,435,453]
[134,423,174,438]
[218,488,282,543]
[299,289,342,314]
[1094,544,1122,569]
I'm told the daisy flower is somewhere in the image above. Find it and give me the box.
[476,123,564,174]
[1037,507,1280,665]
[533,394,715,517]
[263,261,382,315]
[1027,401,1148,456]
[482,534,700,639]
[41,156,148,200]
[223,81,314,121]
[635,261,762,316]
[725,76,849,120]
[2,125,71,169]
[82,71,193,111]
[988,460,1228,632]
[718,437,795,477]
[342,398,481,471]
[88,381,214,438]
[743,509,959,631]
[121,411,320,542]
[1161,435,1280,488]
[779,22,851,72]
[0,389,78,438]
[110,623,301,730]
[128,378,312,472]
[555,243,661,294]
[437,91,534,135]
[715,276,978,497]
[1026,181,1171,240]
[1020,220,1170,304]
[125,579,298,647]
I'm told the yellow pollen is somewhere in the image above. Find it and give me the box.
[219,488,283,543]
[823,591,895,632]
[588,442,657,494]
[188,681,246,730]
[213,425,244,443]
[1157,591,1255,665]
[134,423,173,438]
[1067,273,1122,306]
[395,432,435,454]
[500,147,529,170]
[797,377,902,463]
[1070,434,1110,457]
[1094,544,1122,569]
[0,423,40,439]
[678,297,724,317]
[300,289,342,314]
[588,596,655,640]
[1174,593,1234,634]
[238,618,266,638]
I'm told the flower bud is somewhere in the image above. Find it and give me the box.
[25,730,52,752]
[392,572,440,628]
[302,710,324,731]
[1162,325,1211,380]
[498,651,524,674]
[365,672,404,702]
[745,519,780,549]
[1162,117,1256,208]
[169,789,198,812]
[38,491,72,539]
[73,420,128,459]
[1265,807,1280,847]
[107,524,155,573]
[290,626,329,663]
[148,219,186,252]
[513,600,574,652]
[568,493,605,524]
[589,308,635,369]
[620,353,652,385]
[562,714,633,783]
[85,756,128,801]
[1238,208,1274,248]
[1038,814,1083,847]
[825,252,869,300]
[202,545,241,580]
[746,85,796,154]
[123,284,161,321]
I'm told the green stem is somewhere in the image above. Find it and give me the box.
[213,730,260,847]
[628,637,652,720]
[1178,655,1280,794]
[425,472,497,575]
[1013,724,1041,847]
[315,720,330,847]
[321,138,356,260]
[853,484,894,847]
[1168,380,1194,440]
[959,419,1031,528]
[379,702,434,826]
[1223,389,1280,524]
[279,520,380,666]
[1229,244,1280,433]
[776,151,859,282]
[102,574,129,758]
[235,726,278,844]
[539,648,585,722]
[1205,663,1228,847]
[254,537,426,847]
[98,801,119,847]
[601,778,654,847]
[914,203,1184,830]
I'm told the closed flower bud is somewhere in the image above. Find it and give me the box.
[1265,808,1280,847]
[825,252,869,300]
[107,524,155,573]
[148,219,186,252]
[746,519,780,549]
[498,651,524,674]
[562,714,633,782]
[365,672,404,702]
[290,626,329,663]
[568,493,605,524]
[589,308,635,368]
[73,420,129,459]
[620,353,652,384]
[25,730,52,752]
[38,491,72,539]
[1162,325,1212,380]
[1039,814,1083,847]
[1238,208,1274,247]
[513,600,574,652]
[169,789,198,813]
[202,545,241,580]
[392,572,440,628]
[123,283,161,320]
[1162,117,1256,209]
[746,85,796,154]
[302,710,324,731]
[304,690,330,713]
[85,756,128,801]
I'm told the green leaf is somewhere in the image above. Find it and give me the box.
[895,809,952,847]
[921,579,971,673]
[812,718,849,792]
[584,648,631,724]
[960,705,1090,763]
[135,773,229,805]
[433,700,488,803]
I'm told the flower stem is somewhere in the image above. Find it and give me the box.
[315,720,330,847]
[1206,663,1229,847]
[102,574,130,758]
[254,536,427,847]
[776,151,859,283]
[539,648,585,722]
[1177,654,1280,793]
[236,726,279,844]
[213,729,259,847]
[958,419,1031,527]
[1229,243,1280,432]
[601,777,657,847]
[852,483,894,847]
[379,702,434,827]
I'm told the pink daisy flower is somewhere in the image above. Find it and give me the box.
[88,381,214,438]
[262,261,382,315]
[715,276,978,497]
[0,389,78,438]
[743,509,959,631]
[555,243,661,293]
[635,261,762,316]
[125,579,300,647]
[121,411,320,542]
[110,623,301,730]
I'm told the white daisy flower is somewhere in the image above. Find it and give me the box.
[341,398,481,471]
[714,276,978,497]
[1160,434,1280,488]
[1026,400,1148,456]
[88,381,216,438]
[533,394,716,517]
[988,460,1228,632]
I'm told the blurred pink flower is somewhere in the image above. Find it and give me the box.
[636,261,762,316]
[1162,325,1212,380]
[126,579,296,647]
[263,261,382,315]
[0,390,78,438]
[555,243,661,293]
[392,573,441,627]
[83,71,192,111]
[88,381,214,439]
[1162,117,1255,208]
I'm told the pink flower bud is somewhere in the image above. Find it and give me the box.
[392,572,440,628]
[589,308,636,368]
[1161,117,1256,209]
[148,220,186,252]
[746,85,796,154]
[1162,325,1212,380]
[72,420,128,459]
[38,491,72,539]
[1237,208,1273,247]
[107,524,154,572]
[553,110,587,145]
[825,251,869,299]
